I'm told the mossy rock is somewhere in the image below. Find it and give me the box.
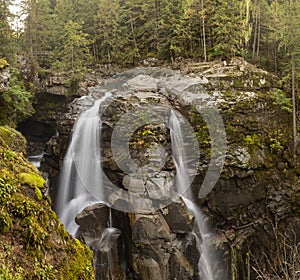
[0,126,26,153]
[0,209,12,234]
[18,172,45,188]
[0,126,94,279]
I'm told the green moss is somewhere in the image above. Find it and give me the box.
[244,134,262,147]
[0,59,9,69]
[18,172,45,188]
[8,193,41,218]
[0,125,94,279]
[34,187,43,201]
[21,216,48,246]
[0,264,22,280]
[0,209,12,234]
[60,239,94,280]
[0,126,26,153]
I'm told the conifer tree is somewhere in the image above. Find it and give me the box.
[270,0,300,151]
[22,0,55,67]
[0,0,15,62]
[211,0,243,59]
[94,0,126,64]
[53,20,92,71]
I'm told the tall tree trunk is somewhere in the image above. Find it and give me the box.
[129,12,140,59]
[201,0,207,61]
[71,45,74,71]
[252,11,258,60]
[256,12,261,57]
[292,50,297,152]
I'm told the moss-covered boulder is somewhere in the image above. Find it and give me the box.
[0,126,94,279]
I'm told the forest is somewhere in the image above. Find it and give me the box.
[0,0,299,74]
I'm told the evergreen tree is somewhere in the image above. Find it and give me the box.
[22,0,55,67]
[156,0,186,61]
[53,20,92,71]
[94,0,126,64]
[211,0,243,59]
[184,0,214,59]
[270,0,300,151]
[74,0,99,61]
[0,0,16,62]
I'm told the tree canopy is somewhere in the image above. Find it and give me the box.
[0,0,298,74]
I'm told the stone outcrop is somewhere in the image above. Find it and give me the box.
[28,59,299,279]
[75,201,199,280]
[71,80,201,279]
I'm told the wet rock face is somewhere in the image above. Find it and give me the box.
[71,78,201,279]
[75,200,199,280]
[41,62,299,279]
[129,207,200,280]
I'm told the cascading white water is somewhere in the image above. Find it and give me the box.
[56,93,111,236]
[169,109,217,280]
[28,152,44,168]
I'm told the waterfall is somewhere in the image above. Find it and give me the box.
[169,109,217,280]
[56,93,111,236]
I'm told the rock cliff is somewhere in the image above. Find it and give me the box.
[25,59,300,279]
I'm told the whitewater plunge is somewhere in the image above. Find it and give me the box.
[56,93,111,235]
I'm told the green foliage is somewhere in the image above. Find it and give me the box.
[269,137,283,152]
[211,0,244,59]
[268,130,287,153]
[270,88,292,113]
[245,134,262,147]
[0,265,22,280]
[0,1,17,63]
[0,208,12,234]
[52,20,92,71]
[0,169,18,203]
[33,261,57,280]
[0,68,35,126]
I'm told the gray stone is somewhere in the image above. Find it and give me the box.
[122,175,145,194]
[131,213,172,242]
[123,74,159,92]
[0,67,10,92]
[92,228,124,280]
[160,198,195,233]
[132,257,163,280]
[145,175,173,200]
[75,203,109,230]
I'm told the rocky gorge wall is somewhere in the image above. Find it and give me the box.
[23,59,300,279]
